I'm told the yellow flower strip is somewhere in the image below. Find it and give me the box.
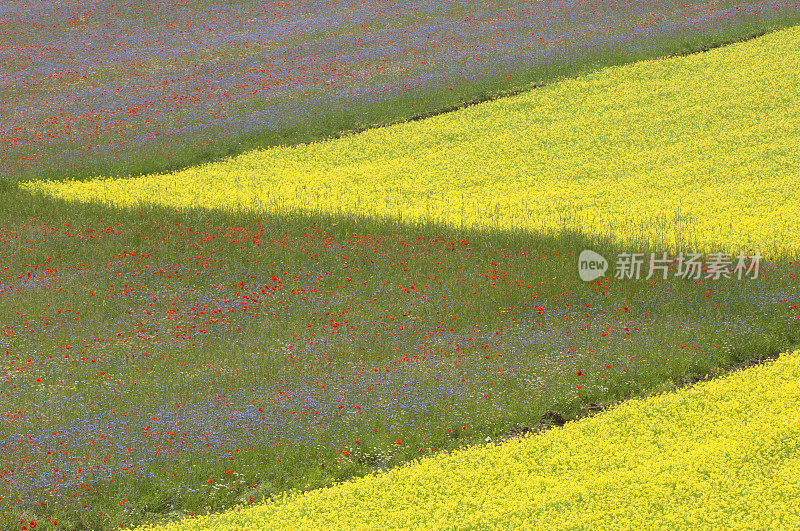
[23,25,800,257]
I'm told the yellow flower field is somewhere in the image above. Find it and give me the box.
[22,24,800,258]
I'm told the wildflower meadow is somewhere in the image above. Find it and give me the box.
[2,1,800,529]
[3,0,800,183]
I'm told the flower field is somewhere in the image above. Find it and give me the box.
[2,0,800,183]
[22,14,800,258]
[2,1,800,530]
[144,347,800,529]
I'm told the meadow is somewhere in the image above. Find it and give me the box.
[2,0,800,530]
[3,0,800,183]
